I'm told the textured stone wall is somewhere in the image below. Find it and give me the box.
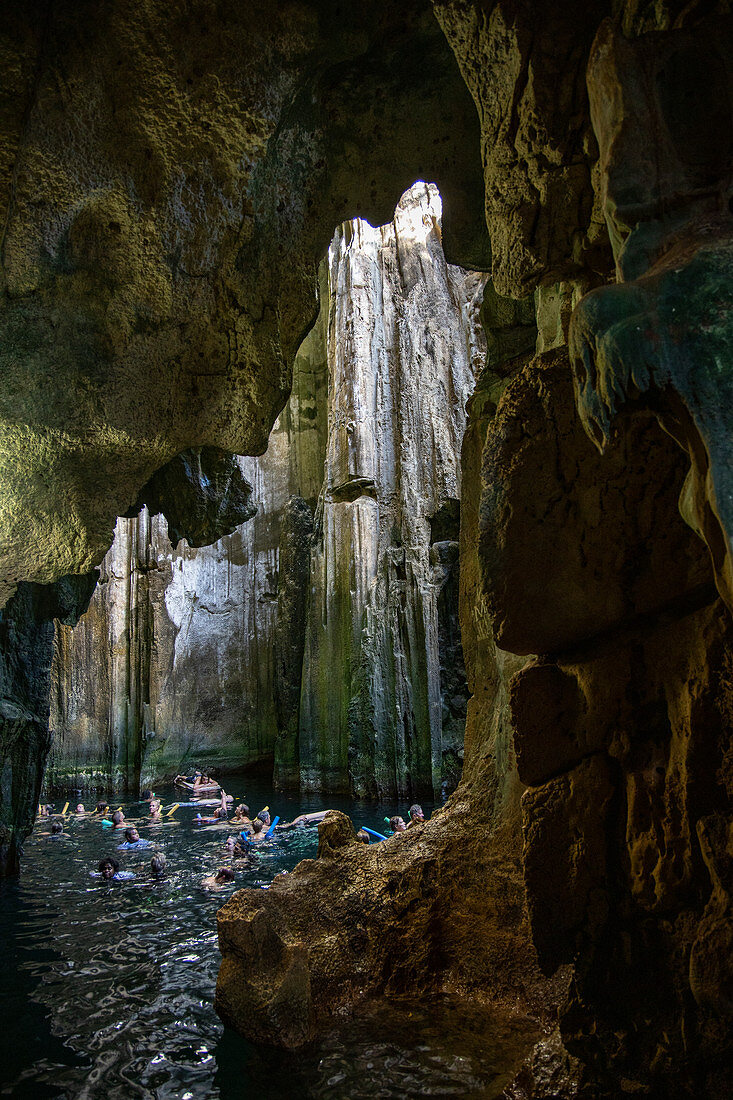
[49,312,328,791]
[50,185,483,798]
[297,183,486,798]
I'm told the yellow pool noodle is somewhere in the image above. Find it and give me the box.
[61,802,69,815]
[166,803,180,817]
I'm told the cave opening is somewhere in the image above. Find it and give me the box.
[46,181,480,807]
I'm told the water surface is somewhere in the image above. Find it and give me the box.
[0,778,537,1098]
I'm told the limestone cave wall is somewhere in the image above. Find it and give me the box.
[49,185,484,799]
[1,2,731,1096]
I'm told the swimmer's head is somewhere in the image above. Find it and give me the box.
[408,804,424,823]
[236,804,250,817]
[214,868,235,884]
[76,803,85,813]
[98,857,119,879]
[124,827,140,843]
[389,816,407,832]
[51,821,63,834]
[150,853,166,874]
[141,789,153,801]
[96,801,108,814]
[252,820,263,834]
[356,828,370,844]
[257,810,271,826]
[225,836,236,851]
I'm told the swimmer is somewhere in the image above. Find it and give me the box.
[39,804,52,817]
[256,809,271,828]
[111,810,127,830]
[117,827,152,849]
[232,803,252,825]
[149,797,162,819]
[150,853,167,876]
[406,804,425,827]
[278,809,332,830]
[94,801,109,816]
[193,789,230,826]
[356,828,370,844]
[201,867,236,891]
[50,821,65,838]
[249,820,269,844]
[388,816,407,833]
[94,858,135,881]
[75,803,86,814]
[141,789,153,802]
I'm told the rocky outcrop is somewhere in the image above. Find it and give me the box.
[0,574,97,874]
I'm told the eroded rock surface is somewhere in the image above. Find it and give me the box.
[50,186,483,797]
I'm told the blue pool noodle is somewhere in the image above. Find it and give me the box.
[265,815,280,838]
[361,826,387,841]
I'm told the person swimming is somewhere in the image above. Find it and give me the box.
[231,803,252,825]
[200,867,236,891]
[117,827,152,849]
[406,804,425,827]
[94,801,109,816]
[193,789,230,825]
[94,858,135,881]
[150,853,167,875]
[148,797,162,818]
[248,820,270,844]
[388,816,407,833]
[356,828,370,844]
[75,803,86,814]
[277,809,332,830]
[50,821,65,838]
[111,810,128,829]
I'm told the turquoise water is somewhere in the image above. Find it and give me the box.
[0,778,537,1098]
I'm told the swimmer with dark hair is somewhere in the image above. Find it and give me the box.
[50,821,64,838]
[94,801,109,816]
[232,803,251,825]
[193,789,231,826]
[117,827,152,849]
[388,816,407,833]
[93,858,135,881]
[201,867,236,890]
[406,804,425,827]
[356,828,370,844]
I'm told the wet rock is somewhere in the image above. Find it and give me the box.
[126,447,256,548]
[0,573,97,874]
[316,810,358,859]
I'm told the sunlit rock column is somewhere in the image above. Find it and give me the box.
[297,183,486,798]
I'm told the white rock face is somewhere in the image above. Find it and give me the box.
[300,183,486,797]
[49,184,486,796]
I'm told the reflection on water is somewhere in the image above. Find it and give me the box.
[0,778,537,1098]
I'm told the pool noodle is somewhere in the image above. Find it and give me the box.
[166,803,180,817]
[264,815,280,838]
[362,826,387,841]
[61,802,69,815]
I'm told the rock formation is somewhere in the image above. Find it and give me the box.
[1,2,731,1096]
[297,184,485,798]
[50,185,483,800]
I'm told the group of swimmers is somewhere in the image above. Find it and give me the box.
[38,784,430,889]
